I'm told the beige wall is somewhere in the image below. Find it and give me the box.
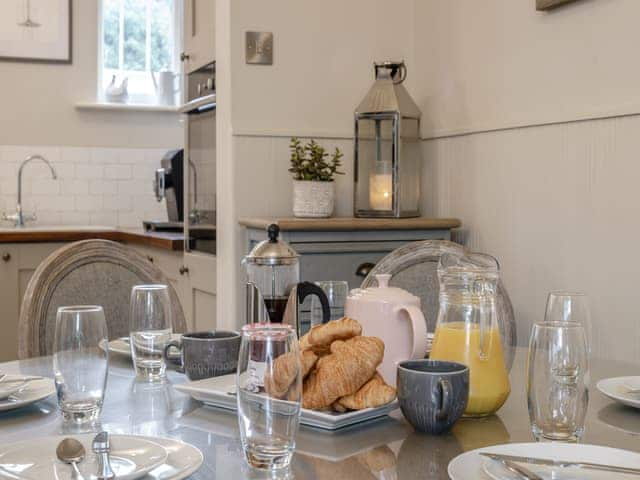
[414,0,640,138]
[0,0,182,148]
[414,0,640,361]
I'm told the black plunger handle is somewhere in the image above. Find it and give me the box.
[297,281,331,324]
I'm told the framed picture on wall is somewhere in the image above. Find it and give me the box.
[0,0,72,63]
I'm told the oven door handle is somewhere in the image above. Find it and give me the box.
[180,93,217,114]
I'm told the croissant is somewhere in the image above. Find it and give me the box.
[302,336,384,409]
[307,317,362,347]
[336,372,396,411]
[264,349,318,399]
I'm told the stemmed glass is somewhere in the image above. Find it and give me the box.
[545,292,592,352]
[237,323,301,471]
[129,284,173,382]
[53,305,109,424]
[527,322,589,442]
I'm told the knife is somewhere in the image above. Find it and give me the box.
[480,452,640,476]
[92,431,115,480]
[482,453,544,480]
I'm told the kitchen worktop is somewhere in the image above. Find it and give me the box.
[238,216,461,231]
[0,226,183,251]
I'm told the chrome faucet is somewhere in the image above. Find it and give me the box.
[2,154,58,227]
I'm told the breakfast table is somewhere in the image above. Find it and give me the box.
[0,348,639,479]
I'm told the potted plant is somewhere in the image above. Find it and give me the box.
[289,137,344,218]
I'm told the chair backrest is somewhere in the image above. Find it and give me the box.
[361,240,517,367]
[18,239,186,359]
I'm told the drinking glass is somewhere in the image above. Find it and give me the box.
[130,284,173,381]
[527,322,589,442]
[545,291,592,352]
[311,280,349,326]
[53,305,109,424]
[237,323,301,471]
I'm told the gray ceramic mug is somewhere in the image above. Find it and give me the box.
[164,331,240,380]
[397,360,469,434]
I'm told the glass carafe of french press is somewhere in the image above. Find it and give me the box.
[243,224,330,335]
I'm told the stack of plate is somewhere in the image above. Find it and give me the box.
[0,375,56,412]
[0,434,203,480]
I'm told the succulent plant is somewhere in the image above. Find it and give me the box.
[288,137,344,182]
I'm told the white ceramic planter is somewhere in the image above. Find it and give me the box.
[292,180,335,218]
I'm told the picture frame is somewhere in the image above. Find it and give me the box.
[0,0,72,64]
[536,0,581,11]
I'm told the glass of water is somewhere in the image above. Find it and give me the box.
[311,280,349,326]
[53,305,109,424]
[527,322,589,442]
[130,284,173,382]
[237,323,301,471]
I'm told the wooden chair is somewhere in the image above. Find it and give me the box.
[18,239,186,359]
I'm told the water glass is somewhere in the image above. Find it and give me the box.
[311,280,349,326]
[130,284,173,381]
[237,324,301,471]
[53,306,109,424]
[545,291,592,352]
[527,322,589,442]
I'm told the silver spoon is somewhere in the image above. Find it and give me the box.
[56,438,86,480]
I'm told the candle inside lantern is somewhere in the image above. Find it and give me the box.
[369,172,392,210]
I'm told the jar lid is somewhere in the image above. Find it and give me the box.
[353,274,419,303]
[245,224,299,266]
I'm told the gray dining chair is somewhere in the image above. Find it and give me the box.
[18,239,186,359]
[360,239,517,369]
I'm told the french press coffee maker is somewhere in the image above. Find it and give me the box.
[243,224,331,335]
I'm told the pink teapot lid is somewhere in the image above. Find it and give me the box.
[350,274,420,304]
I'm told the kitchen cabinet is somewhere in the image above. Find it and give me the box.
[0,243,65,362]
[182,0,215,74]
[182,251,217,332]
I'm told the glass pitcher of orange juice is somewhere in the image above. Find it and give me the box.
[430,253,510,417]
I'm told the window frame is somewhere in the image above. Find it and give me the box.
[97,0,183,106]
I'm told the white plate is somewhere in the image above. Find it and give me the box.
[108,335,182,359]
[449,442,640,480]
[0,435,168,480]
[0,376,55,412]
[175,373,398,431]
[137,436,204,480]
[597,376,640,409]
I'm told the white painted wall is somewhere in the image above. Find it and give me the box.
[414,0,640,361]
[0,0,182,148]
[414,0,640,138]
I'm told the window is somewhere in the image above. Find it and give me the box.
[99,0,182,104]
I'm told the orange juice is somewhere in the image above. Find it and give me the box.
[430,321,510,416]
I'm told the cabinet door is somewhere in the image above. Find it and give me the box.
[0,246,19,362]
[183,0,215,73]
[183,251,216,331]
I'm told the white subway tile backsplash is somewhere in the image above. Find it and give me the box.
[0,145,171,228]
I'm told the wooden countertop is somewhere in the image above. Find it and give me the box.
[0,228,184,251]
[239,217,461,232]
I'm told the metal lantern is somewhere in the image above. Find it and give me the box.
[354,61,421,218]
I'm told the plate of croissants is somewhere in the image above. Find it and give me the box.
[175,318,398,430]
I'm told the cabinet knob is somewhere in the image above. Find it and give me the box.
[355,262,375,278]
[179,266,189,275]
[1,252,10,262]
[180,52,190,62]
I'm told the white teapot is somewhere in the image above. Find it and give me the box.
[345,274,428,385]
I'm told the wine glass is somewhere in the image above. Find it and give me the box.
[545,291,592,352]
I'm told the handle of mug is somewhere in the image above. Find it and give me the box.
[398,305,429,359]
[297,281,331,324]
[436,378,453,420]
[163,340,184,373]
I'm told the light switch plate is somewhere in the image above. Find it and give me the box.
[245,31,273,65]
